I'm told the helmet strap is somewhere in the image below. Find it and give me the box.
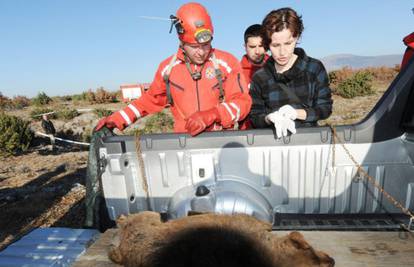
[184,55,203,80]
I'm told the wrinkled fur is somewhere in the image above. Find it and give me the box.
[109,212,334,267]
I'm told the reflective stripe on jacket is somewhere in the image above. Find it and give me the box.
[118,48,251,133]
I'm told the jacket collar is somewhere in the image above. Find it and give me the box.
[241,54,269,69]
[404,32,414,48]
[264,47,308,82]
[175,47,216,63]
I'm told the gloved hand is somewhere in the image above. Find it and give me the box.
[185,107,221,136]
[266,111,296,139]
[278,104,297,120]
[95,112,126,132]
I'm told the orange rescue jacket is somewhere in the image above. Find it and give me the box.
[118,48,251,133]
[239,54,268,130]
[240,54,269,85]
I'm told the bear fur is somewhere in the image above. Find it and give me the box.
[108,211,334,267]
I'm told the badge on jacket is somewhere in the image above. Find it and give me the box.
[205,67,215,79]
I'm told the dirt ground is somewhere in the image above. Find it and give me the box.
[0,85,388,251]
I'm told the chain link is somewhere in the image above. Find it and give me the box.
[328,124,414,232]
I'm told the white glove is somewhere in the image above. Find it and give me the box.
[278,105,297,120]
[266,111,297,139]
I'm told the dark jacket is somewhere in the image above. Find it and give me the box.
[249,48,332,128]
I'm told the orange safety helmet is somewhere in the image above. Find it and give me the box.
[171,2,214,44]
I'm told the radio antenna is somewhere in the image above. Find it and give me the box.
[138,16,173,21]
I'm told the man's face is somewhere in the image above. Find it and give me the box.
[182,42,212,65]
[245,36,265,64]
[269,28,298,67]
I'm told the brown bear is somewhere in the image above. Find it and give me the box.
[108,211,334,267]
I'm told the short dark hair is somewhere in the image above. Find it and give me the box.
[243,24,263,44]
[262,7,304,50]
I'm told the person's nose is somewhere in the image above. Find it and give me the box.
[280,45,286,56]
[195,46,205,56]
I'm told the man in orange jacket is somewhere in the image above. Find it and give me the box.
[96,2,251,136]
[239,24,268,129]
[402,32,414,69]
[240,24,269,85]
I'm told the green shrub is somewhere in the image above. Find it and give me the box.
[72,93,87,102]
[335,71,374,98]
[0,93,12,110]
[94,108,113,118]
[328,67,354,89]
[135,111,174,134]
[30,108,56,120]
[32,91,52,106]
[0,113,33,155]
[56,108,79,121]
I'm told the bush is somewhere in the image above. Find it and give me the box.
[336,71,374,98]
[95,87,116,103]
[84,87,116,104]
[94,108,113,118]
[364,66,399,82]
[59,95,73,102]
[30,108,56,120]
[72,93,87,102]
[32,91,52,106]
[0,93,12,110]
[0,112,33,155]
[136,110,174,134]
[328,67,354,88]
[112,90,122,102]
[56,108,79,121]
[11,95,31,109]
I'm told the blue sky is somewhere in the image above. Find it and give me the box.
[0,0,412,98]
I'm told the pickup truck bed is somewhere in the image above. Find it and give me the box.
[73,229,414,267]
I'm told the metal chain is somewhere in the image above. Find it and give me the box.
[328,124,414,231]
[134,131,151,208]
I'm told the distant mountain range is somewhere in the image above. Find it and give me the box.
[320,54,403,71]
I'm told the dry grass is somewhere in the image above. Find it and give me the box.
[320,83,388,126]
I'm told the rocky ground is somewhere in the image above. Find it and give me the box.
[0,85,388,251]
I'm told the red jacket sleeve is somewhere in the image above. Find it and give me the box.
[115,60,170,128]
[215,52,252,128]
